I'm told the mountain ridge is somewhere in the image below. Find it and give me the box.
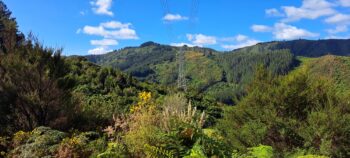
[232,39,350,56]
[84,38,350,57]
[83,38,350,104]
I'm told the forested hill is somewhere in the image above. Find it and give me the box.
[85,41,218,72]
[85,39,350,76]
[84,39,350,104]
[86,39,350,66]
[232,39,350,57]
[85,41,296,104]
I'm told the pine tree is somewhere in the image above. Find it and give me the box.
[0,1,23,54]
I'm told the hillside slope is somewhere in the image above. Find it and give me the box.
[232,39,350,57]
[301,55,350,94]
[85,42,297,104]
[86,39,350,84]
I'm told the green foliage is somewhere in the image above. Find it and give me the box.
[297,155,328,158]
[86,39,350,105]
[86,45,221,93]
[230,39,350,57]
[216,49,295,84]
[184,142,207,158]
[144,144,175,158]
[306,55,350,94]
[86,42,297,104]
[0,1,24,54]
[64,57,163,130]
[199,130,231,157]
[203,83,243,105]
[96,142,127,158]
[0,37,76,133]
[9,127,67,158]
[231,145,274,158]
[248,145,274,158]
[217,66,350,157]
[56,131,106,158]
[6,127,108,158]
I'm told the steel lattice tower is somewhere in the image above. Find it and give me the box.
[177,47,186,91]
[160,0,198,91]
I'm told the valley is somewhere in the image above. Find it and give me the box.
[1,1,350,158]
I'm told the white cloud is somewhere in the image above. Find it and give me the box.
[170,42,197,47]
[90,39,118,46]
[220,34,249,42]
[282,0,335,22]
[101,21,131,29]
[162,13,189,21]
[339,0,350,7]
[81,20,138,55]
[234,34,249,42]
[266,8,284,17]
[222,39,260,50]
[186,34,194,41]
[83,26,104,35]
[251,25,273,32]
[273,23,319,40]
[186,34,217,45]
[88,46,112,55]
[326,25,348,34]
[91,0,113,16]
[109,28,138,39]
[253,23,319,40]
[82,21,138,40]
[174,34,260,50]
[325,34,350,39]
[260,0,350,38]
[220,34,260,50]
[324,13,350,36]
[325,13,350,24]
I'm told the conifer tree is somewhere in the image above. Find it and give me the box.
[0,0,23,54]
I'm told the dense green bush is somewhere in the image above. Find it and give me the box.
[217,66,350,157]
[9,127,67,157]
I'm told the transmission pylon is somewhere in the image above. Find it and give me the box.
[177,47,186,91]
[160,0,199,91]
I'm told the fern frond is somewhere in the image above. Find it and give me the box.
[144,144,175,158]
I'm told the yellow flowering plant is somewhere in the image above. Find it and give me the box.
[130,92,155,113]
[13,131,31,146]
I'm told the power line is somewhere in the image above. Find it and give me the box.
[178,0,200,92]
[160,0,174,41]
[159,0,200,92]
[189,0,199,30]
[160,0,170,17]
[177,0,199,91]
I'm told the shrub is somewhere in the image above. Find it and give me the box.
[12,131,31,147]
[9,127,67,157]
[56,132,104,158]
[218,67,350,156]
[0,136,10,157]
[97,142,128,158]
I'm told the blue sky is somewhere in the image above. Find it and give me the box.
[3,0,350,55]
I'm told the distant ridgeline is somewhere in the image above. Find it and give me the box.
[232,39,350,57]
[84,39,350,104]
